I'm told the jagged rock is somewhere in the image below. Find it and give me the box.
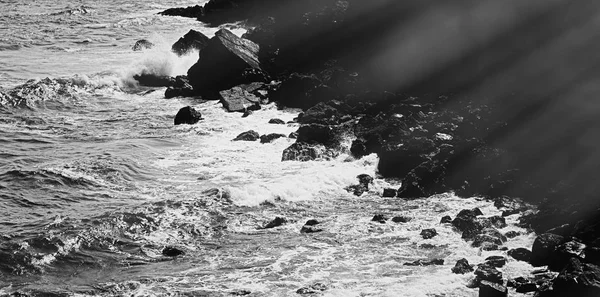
[420,228,438,239]
[132,39,154,51]
[162,246,185,257]
[174,106,202,125]
[233,130,260,141]
[172,29,210,56]
[548,240,587,271]
[451,258,474,274]
[219,86,261,112]
[403,258,444,266]
[281,142,336,161]
[392,216,411,223]
[187,29,265,98]
[371,214,387,223]
[357,174,373,187]
[261,217,287,229]
[298,101,344,125]
[508,248,532,262]
[472,228,507,250]
[551,258,600,296]
[480,216,507,229]
[159,5,204,18]
[268,118,285,124]
[260,133,286,143]
[475,263,503,283]
[485,256,507,268]
[382,188,397,197]
[134,73,175,87]
[530,233,565,267]
[440,216,452,224]
[345,174,373,196]
[296,283,327,294]
[479,280,507,297]
[288,131,298,139]
[296,124,336,145]
[452,208,484,239]
[165,76,195,98]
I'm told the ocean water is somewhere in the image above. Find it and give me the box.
[0,1,538,296]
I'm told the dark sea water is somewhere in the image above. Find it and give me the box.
[0,1,537,296]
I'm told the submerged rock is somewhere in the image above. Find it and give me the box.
[371,214,387,224]
[268,118,285,124]
[187,29,265,98]
[260,133,286,143]
[296,283,327,294]
[174,106,202,125]
[403,258,444,266]
[420,228,438,239]
[172,29,210,56]
[300,219,323,233]
[391,216,411,223]
[281,142,336,161]
[233,130,260,141]
[261,217,287,229]
[162,246,185,257]
[440,216,452,224]
[132,39,154,51]
[451,258,474,274]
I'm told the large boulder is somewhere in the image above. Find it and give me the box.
[172,29,210,56]
[270,73,333,110]
[174,106,202,125]
[530,233,565,267]
[550,258,600,297]
[187,29,266,98]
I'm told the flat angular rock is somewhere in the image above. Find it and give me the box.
[219,86,261,112]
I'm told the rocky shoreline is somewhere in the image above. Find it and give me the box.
[149,1,600,296]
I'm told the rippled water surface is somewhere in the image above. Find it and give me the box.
[0,1,537,296]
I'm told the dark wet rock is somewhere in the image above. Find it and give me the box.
[485,256,507,268]
[479,280,508,297]
[134,73,175,87]
[357,174,373,187]
[440,216,452,224]
[132,39,154,51]
[174,106,202,125]
[296,283,327,294]
[530,233,565,267]
[475,263,503,283]
[296,124,336,145]
[493,196,528,215]
[242,110,253,118]
[508,248,532,262]
[288,131,298,139]
[268,118,285,124]
[233,130,260,141]
[281,142,336,161]
[172,29,210,56]
[382,188,397,198]
[261,217,287,229]
[480,216,507,229]
[452,208,484,239]
[420,228,438,239]
[300,219,323,233]
[187,29,265,98]
[551,258,600,297]
[507,277,537,293]
[371,214,387,224]
[345,184,368,196]
[548,240,587,271]
[298,101,346,125]
[162,246,185,257]
[219,86,261,112]
[231,289,252,296]
[403,258,444,266]
[165,76,195,98]
[451,258,474,274]
[271,73,329,110]
[260,133,286,144]
[420,243,437,249]
[391,216,411,223]
[159,5,204,18]
[472,228,507,250]
[505,231,520,238]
